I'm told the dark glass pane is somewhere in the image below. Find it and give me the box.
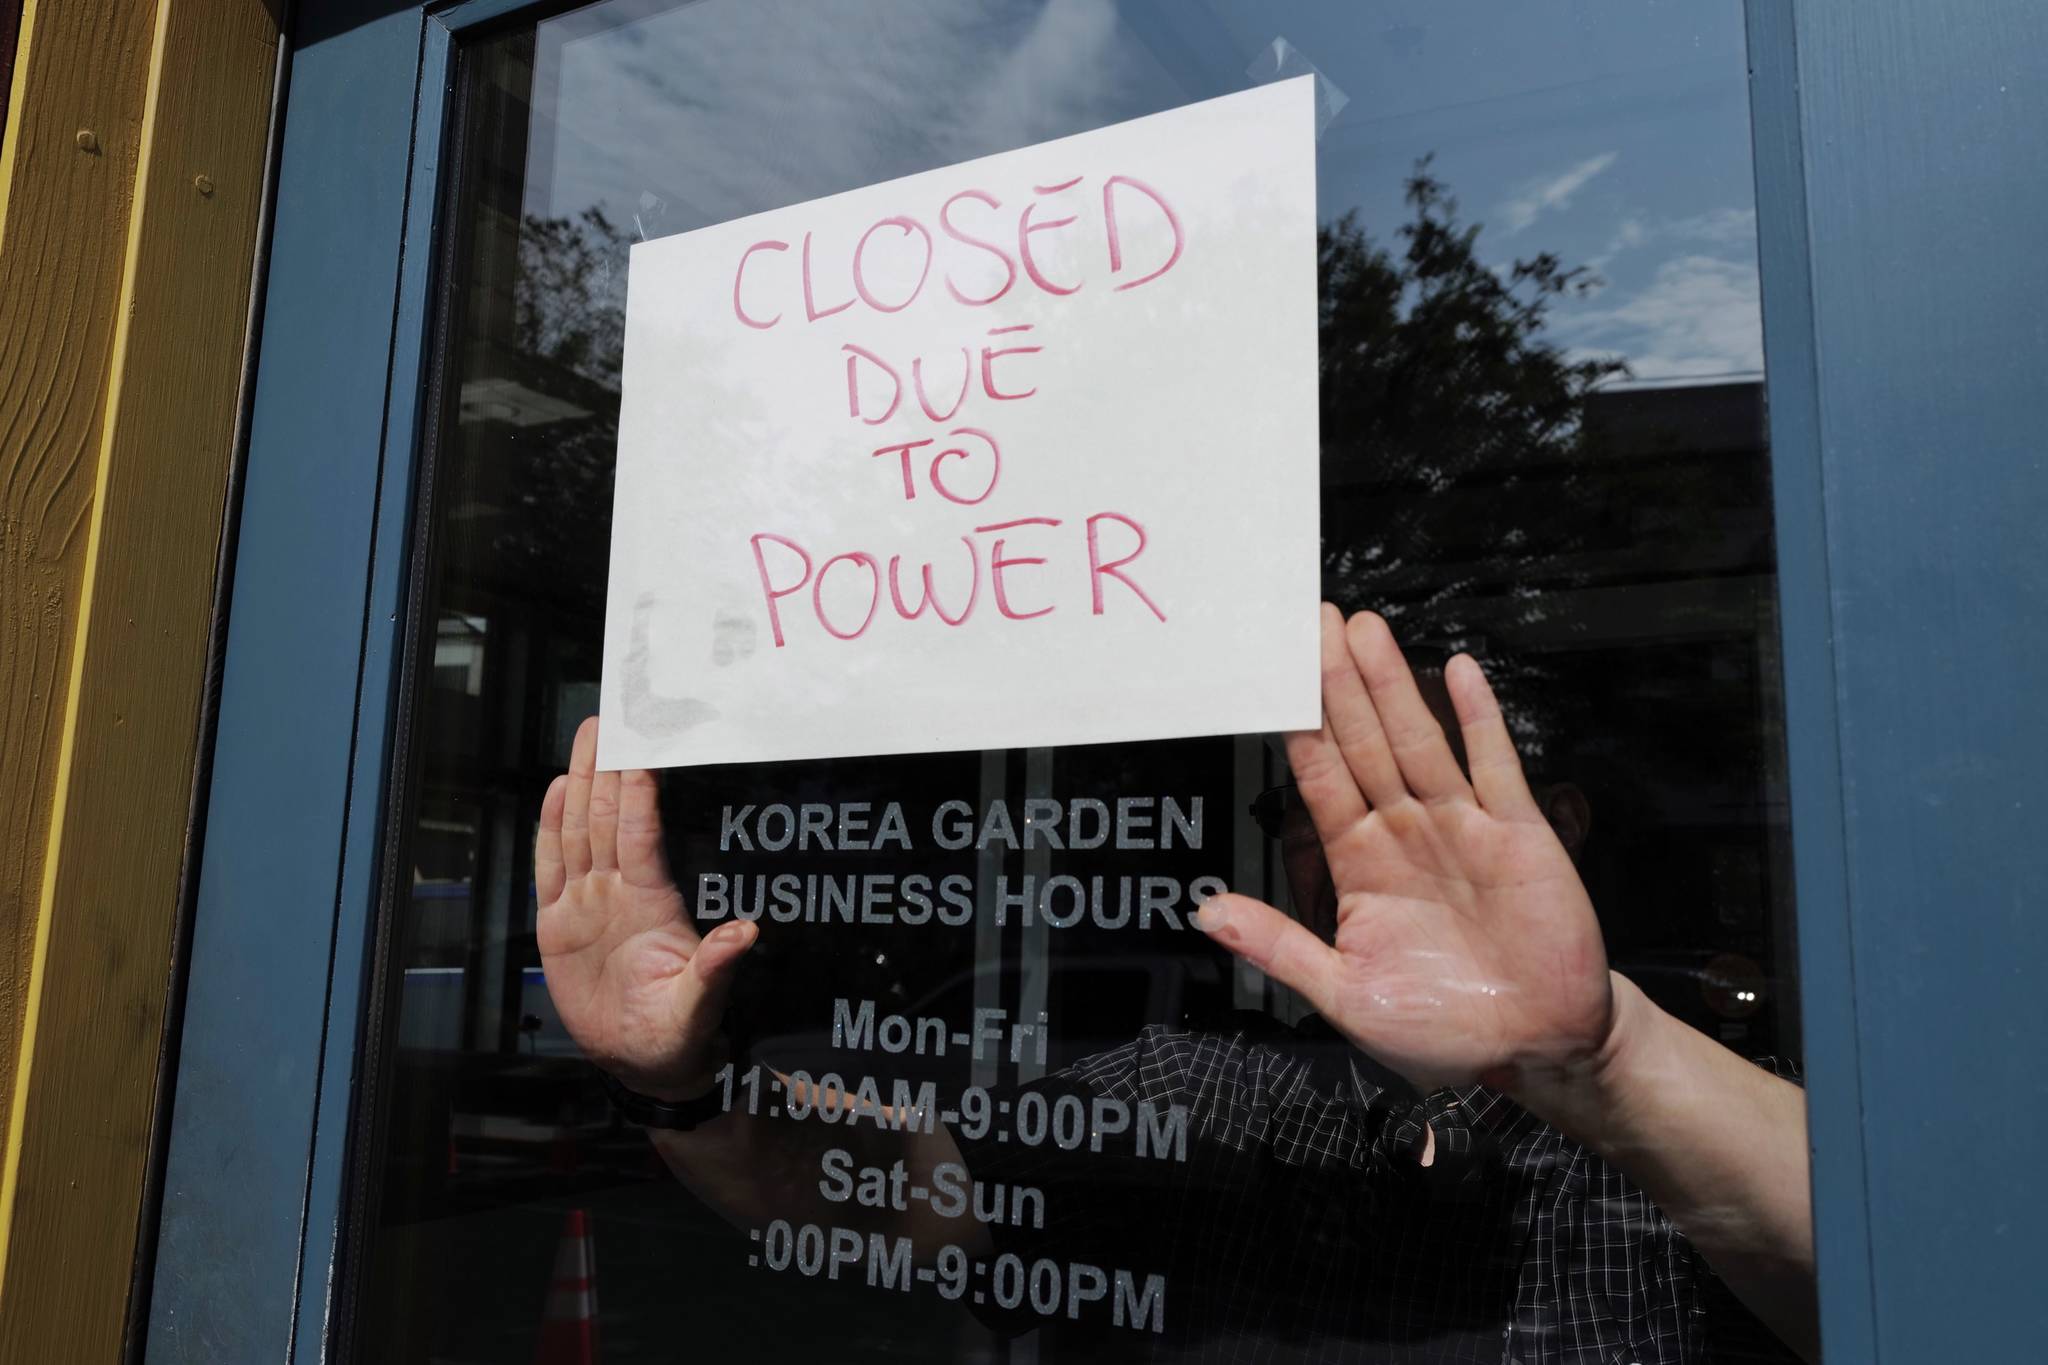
[351,4,1803,1362]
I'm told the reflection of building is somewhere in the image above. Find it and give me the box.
[1321,377,1795,1048]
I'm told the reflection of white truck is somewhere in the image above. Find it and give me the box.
[397,963,583,1056]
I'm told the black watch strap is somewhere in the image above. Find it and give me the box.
[598,1065,731,1132]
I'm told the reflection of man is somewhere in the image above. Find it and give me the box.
[536,606,1812,1362]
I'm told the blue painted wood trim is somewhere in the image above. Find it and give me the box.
[143,9,432,1362]
[1740,5,1881,1360]
[1769,1,2048,1358]
[431,0,541,34]
[150,1,2048,1359]
[287,17,455,1361]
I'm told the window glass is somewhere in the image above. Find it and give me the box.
[351,3,1806,1361]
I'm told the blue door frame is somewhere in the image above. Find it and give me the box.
[143,1,2048,1360]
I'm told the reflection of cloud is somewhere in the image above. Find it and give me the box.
[1590,206,1756,271]
[1497,152,1616,234]
[1666,206,1756,246]
[1557,252,1762,381]
[1607,216,1649,255]
[952,0,1123,153]
[543,0,1133,236]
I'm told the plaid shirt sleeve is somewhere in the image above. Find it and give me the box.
[955,1022,1804,1365]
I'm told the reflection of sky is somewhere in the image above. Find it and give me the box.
[529,0,1760,385]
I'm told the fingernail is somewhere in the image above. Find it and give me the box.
[1195,902,1231,934]
[712,921,751,944]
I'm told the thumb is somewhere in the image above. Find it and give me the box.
[673,919,758,1037]
[1194,893,1338,1014]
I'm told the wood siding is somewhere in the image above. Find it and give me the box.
[0,0,279,1355]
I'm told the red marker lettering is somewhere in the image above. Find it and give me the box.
[1018,178,1083,296]
[1102,175,1184,291]
[888,538,981,625]
[732,239,788,329]
[1086,512,1166,621]
[843,344,903,425]
[974,325,1040,401]
[851,215,934,314]
[911,349,972,422]
[939,189,1016,306]
[976,516,1063,620]
[802,230,855,322]
[871,438,935,500]
[750,533,813,648]
[813,552,882,640]
[929,427,1001,506]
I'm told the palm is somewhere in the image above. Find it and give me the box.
[534,718,754,1096]
[1202,607,1614,1091]
[1320,798,1607,1087]
[537,854,693,1073]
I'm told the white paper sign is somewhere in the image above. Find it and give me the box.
[598,77,1319,770]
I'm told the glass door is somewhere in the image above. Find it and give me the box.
[343,3,1808,1361]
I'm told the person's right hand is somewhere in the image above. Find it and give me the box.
[1195,606,1614,1094]
[535,716,756,1100]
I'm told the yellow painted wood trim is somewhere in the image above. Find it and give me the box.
[0,0,279,1355]
[0,0,157,1174]
[0,0,42,251]
[0,0,173,1279]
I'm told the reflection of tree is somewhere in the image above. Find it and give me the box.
[1320,162,1623,492]
[482,210,635,620]
[516,207,628,387]
[1317,161,1626,759]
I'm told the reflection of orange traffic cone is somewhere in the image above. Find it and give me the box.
[534,1208,599,1365]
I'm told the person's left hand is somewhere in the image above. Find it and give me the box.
[535,717,756,1102]
[1196,604,1615,1092]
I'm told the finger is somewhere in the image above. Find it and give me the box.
[535,775,568,908]
[617,769,680,895]
[1345,611,1472,804]
[561,715,597,879]
[1445,654,1542,821]
[675,919,757,1032]
[1313,602,1407,809]
[1194,893,1339,1015]
[1283,725,1367,852]
[589,768,622,873]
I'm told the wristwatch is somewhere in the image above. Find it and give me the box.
[598,1062,735,1132]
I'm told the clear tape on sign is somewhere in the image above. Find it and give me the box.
[634,188,669,242]
[1246,37,1350,140]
